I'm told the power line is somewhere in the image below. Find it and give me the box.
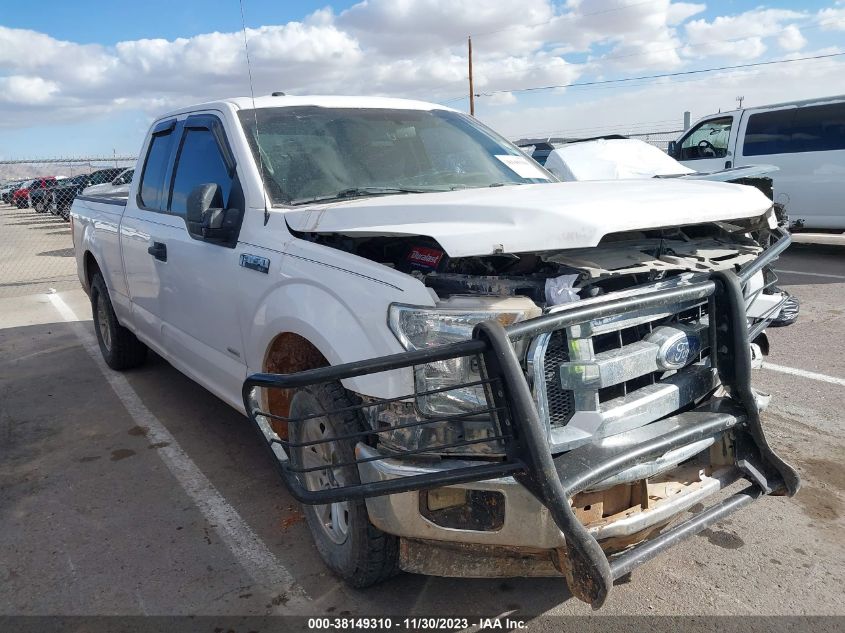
[438,15,845,106]
[438,50,845,106]
[473,52,845,98]
[515,118,683,138]
[509,17,842,77]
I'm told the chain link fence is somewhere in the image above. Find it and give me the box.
[513,128,684,155]
[624,129,684,151]
[0,158,136,298]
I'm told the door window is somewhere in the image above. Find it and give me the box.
[743,103,845,156]
[678,117,733,160]
[168,128,233,217]
[139,129,176,211]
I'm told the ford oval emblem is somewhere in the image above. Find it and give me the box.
[648,327,702,370]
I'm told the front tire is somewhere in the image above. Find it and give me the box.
[289,382,399,588]
[90,273,148,370]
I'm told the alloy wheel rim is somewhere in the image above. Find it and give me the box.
[299,417,350,544]
[97,296,112,352]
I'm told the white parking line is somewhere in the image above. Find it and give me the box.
[774,268,845,281]
[46,291,309,608]
[762,361,845,387]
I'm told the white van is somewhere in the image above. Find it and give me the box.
[669,95,845,230]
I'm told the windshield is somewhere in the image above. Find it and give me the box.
[68,175,88,186]
[238,106,553,204]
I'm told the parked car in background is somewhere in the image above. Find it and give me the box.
[71,94,799,607]
[1,180,27,204]
[669,95,845,230]
[82,168,134,197]
[544,137,778,186]
[516,140,555,165]
[51,168,124,220]
[12,177,57,209]
[30,177,61,213]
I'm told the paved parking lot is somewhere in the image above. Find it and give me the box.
[1,202,843,623]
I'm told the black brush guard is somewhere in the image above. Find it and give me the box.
[243,228,799,607]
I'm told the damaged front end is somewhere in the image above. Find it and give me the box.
[243,221,798,608]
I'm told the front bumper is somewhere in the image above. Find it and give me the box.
[358,402,744,550]
[242,229,799,607]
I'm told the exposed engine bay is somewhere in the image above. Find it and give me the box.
[293,213,776,307]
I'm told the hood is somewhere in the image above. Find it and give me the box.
[284,180,773,257]
[680,164,779,182]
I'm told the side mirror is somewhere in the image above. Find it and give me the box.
[667,141,678,158]
[186,183,237,242]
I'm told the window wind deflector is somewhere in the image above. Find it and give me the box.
[152,118,177,135]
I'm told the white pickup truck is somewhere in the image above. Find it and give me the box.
[71,95,799,607]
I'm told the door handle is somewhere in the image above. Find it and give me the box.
[147,241,167,262]
[724,160,732,169]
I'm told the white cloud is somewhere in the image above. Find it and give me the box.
[667,3,706,26]
[0,0,842,156]
[683,8,807,59]
[0,75,60,104]
[778,25,807,51]
[818,5,845,30]
[487,91,517,106]
[482,51,845,140]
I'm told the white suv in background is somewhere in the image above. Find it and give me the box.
[669,95,845,230]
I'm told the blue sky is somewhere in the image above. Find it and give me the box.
[0,1,357,45]
[0,0,829,43]
[1,0,844,159]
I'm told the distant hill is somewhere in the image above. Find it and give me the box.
[0,160,135,183]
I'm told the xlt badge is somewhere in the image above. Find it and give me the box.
[240,253,270,274]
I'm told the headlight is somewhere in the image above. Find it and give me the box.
[388,305,525,417]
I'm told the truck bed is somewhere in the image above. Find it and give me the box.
[74,194,128,207]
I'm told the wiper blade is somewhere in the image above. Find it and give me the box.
[292,186,445,205]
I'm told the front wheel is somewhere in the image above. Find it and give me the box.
[289,382,399,588]
[90,273,148,370]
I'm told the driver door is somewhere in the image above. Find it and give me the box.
[156,114,249,410]
[675,115,737,172]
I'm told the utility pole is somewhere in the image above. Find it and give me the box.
[468,36,475,117]
[736,95,745,109]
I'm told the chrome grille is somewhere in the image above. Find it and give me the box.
[529,288,718,452]
[542,330,575,426]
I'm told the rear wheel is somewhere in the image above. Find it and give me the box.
[90,273,148,370]
[289,382,399,587]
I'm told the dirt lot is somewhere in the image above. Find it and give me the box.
[1,201,843,624]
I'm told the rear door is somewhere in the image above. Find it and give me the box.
[733,101,845,229]
[120,118,178,345]
[674,114,738,172]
